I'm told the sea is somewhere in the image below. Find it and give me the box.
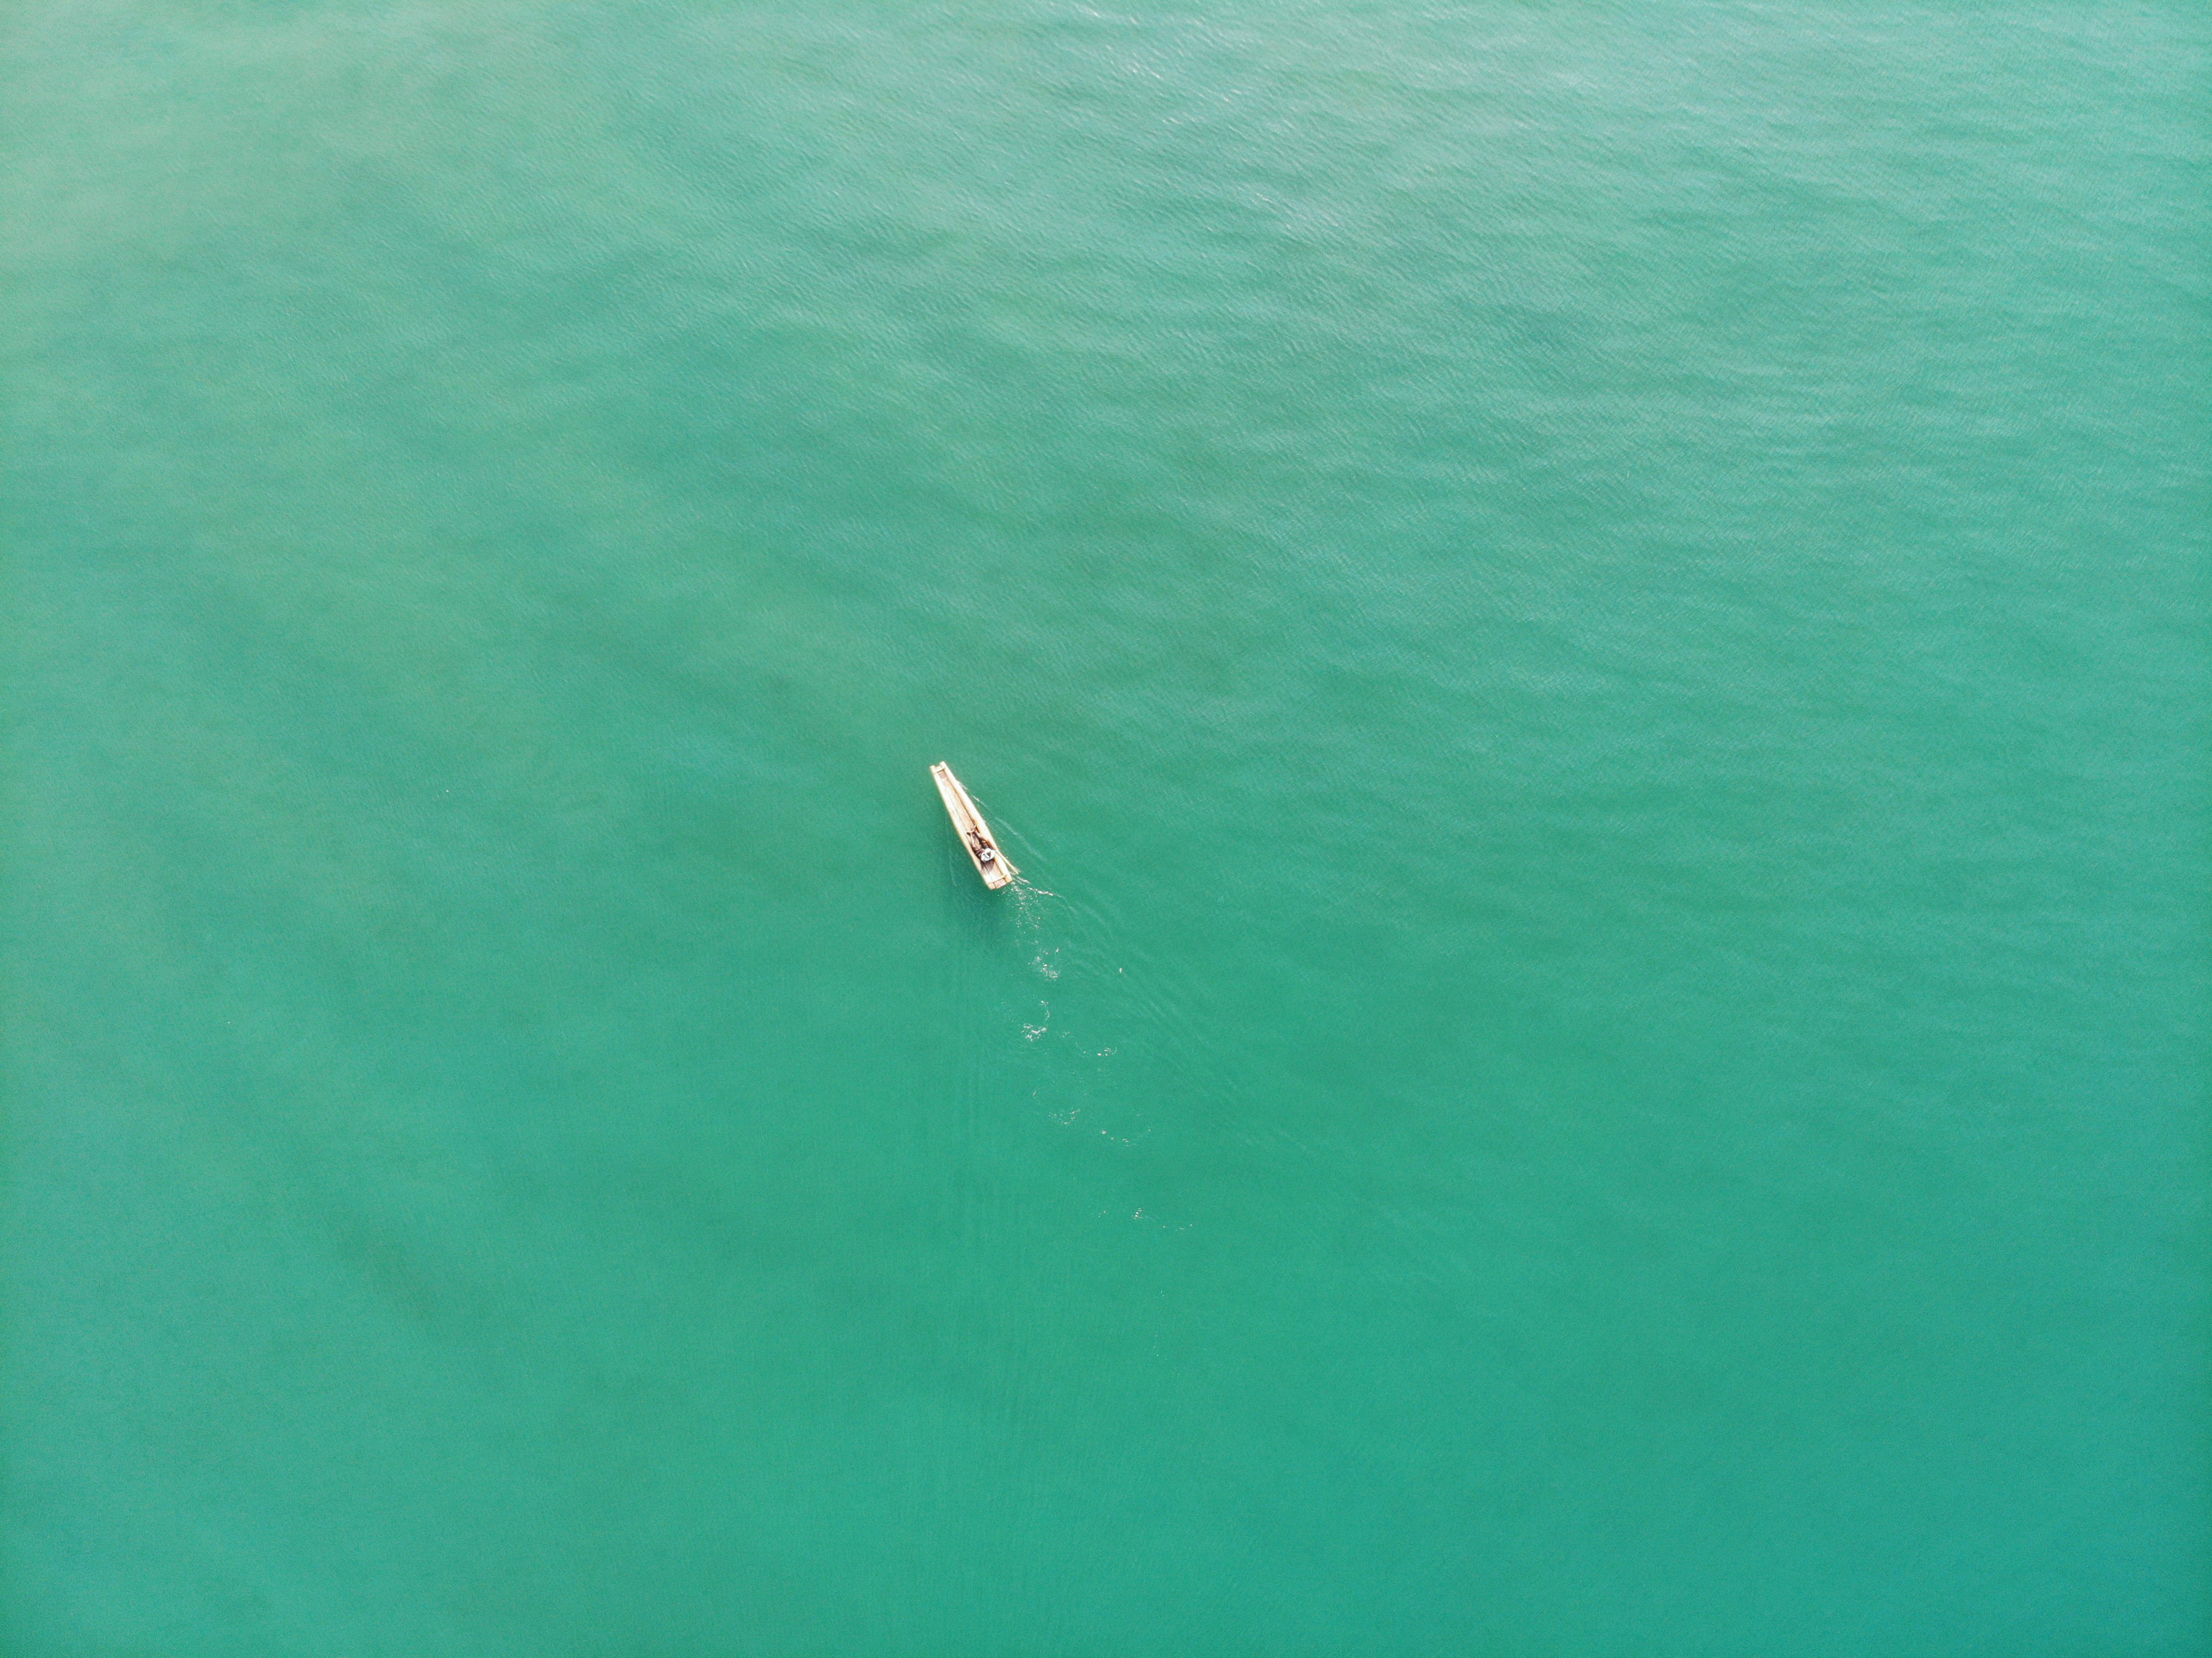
[3,3,2204,1653]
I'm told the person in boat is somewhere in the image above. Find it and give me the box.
[969,828,996,865]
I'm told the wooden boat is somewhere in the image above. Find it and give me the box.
[931,762,1018,889]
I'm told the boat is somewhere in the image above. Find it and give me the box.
[931,762,1018,889]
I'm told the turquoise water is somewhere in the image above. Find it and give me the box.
[4,2,2205,1652]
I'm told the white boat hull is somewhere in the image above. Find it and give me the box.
[931,762,1018,889]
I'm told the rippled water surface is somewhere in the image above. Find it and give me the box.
[5,3,2205,1653]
